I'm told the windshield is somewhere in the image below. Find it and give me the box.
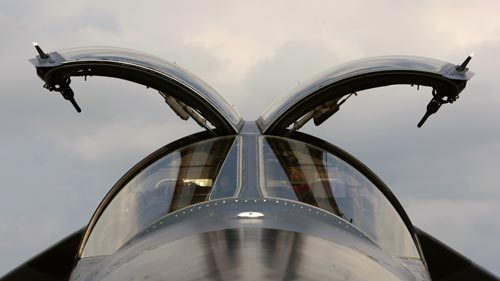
[261,136,419,258]
[82,136,239,257]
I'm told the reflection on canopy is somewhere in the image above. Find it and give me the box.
[265,138,342,216]
[82,137,237,257]
[261,137,419,258]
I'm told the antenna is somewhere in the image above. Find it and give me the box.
[456,52,474,72]
[32,42,49,59]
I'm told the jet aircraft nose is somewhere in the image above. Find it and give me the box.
[71,227,419,281]
[6,45,491,281]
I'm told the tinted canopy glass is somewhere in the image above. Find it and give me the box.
[82,137,239,257]
[261,137,419,258]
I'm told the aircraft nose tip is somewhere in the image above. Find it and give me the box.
[86,228,414,281]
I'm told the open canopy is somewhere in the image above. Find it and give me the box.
[30,46,243,135]
[30,45,474,135]
[257,56,474,134]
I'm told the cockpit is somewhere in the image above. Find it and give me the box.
[27,46,482,281]
[261,136,418,258]
[82,136,240,257]
[81,133,419,261]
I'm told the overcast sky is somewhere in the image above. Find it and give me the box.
[1,0,499,276]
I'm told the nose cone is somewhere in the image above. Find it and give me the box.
[76,228,416,281]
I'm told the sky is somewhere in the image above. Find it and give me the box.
[1,0,500,276]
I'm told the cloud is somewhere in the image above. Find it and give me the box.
[1,0,500,276]
[406,198,500,274]
[239,40,340,118]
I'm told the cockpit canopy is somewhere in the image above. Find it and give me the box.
[30,46,473,136]
[82,136,240,257]
[29,46,474,264]
[82,135,418,260]
[261,136,418,258]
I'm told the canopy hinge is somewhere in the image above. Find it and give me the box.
[159,91,215,134]
[44,77,81,113]
[289,93,356,132]
[417,53,473,128]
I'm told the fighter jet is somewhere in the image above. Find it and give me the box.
[1,45,497,281]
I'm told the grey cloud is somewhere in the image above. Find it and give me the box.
[406,199,500,274]
[74,8,120,32]
[239,40,340,118]
[1,0,500,277]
